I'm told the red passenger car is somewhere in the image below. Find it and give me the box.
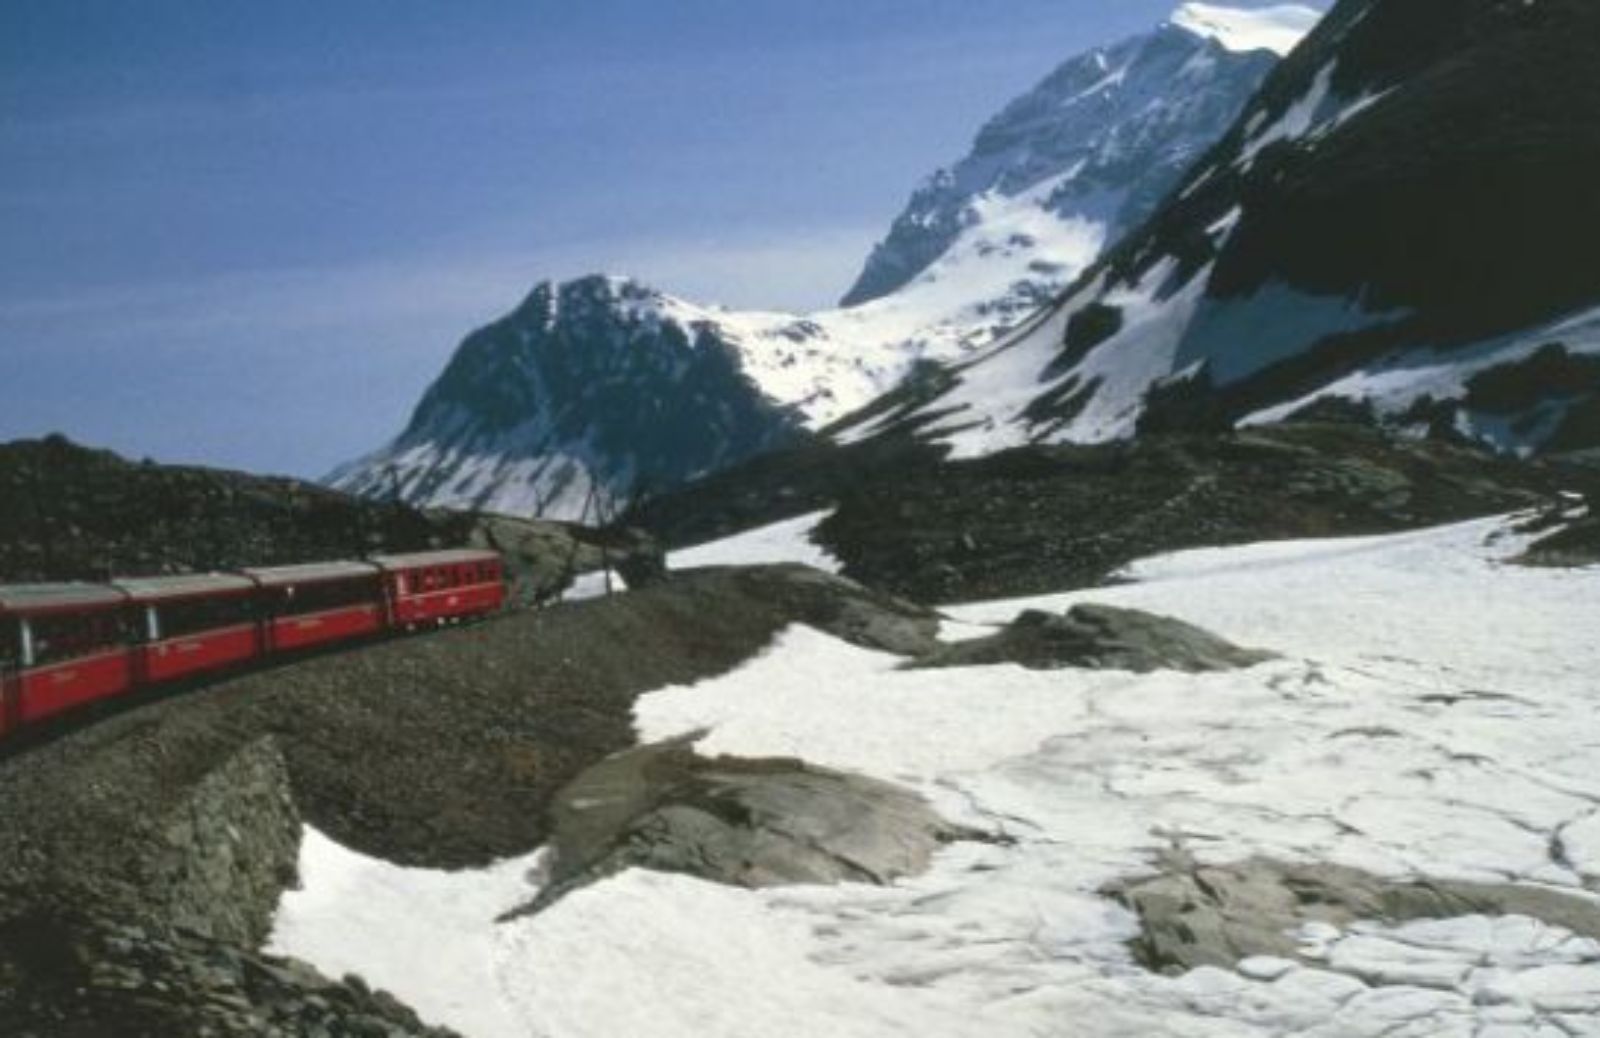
[0,547,506,742]
[116,574,262,684]
[372,549,506,627]
[243,561,385,653]
[0,583,135,733]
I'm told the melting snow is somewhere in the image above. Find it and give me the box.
[271,515,1600,1036]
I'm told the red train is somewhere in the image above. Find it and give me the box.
[0,548,506,740]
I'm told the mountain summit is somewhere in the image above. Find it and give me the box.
[332,4,1311,518]
[838,3,1322,308]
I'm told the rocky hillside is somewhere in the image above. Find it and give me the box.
[633,422,1599,603]
[0,435,651,603]
[330,4,1309,520]
[855,0,1600,458]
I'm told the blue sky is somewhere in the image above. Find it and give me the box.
[2,1,1280,477]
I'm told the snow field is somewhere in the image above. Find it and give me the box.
[273,515,1600,1036]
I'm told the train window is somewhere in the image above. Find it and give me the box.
[159,594,257,639]
[30,609,133,667]
[273,579,379,617]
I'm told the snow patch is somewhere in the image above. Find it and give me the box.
[1238,61,1339,167]
[668,510,841,573]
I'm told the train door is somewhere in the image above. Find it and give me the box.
[0,615,20,736]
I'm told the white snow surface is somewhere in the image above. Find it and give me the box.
[560,569,628,603]
[271,516,1600,1036]
[668,510,841,573]
[914,258,1211,457]
[1171,3,1325,57]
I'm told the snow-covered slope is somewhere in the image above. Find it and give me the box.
[330,4,1313,519]
[871,0,1600,458]
[271,514,1600,1036]
[839,3,1313,309]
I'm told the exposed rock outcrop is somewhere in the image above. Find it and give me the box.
[1108,854,1600,975]
[0,737,299,949]
[0,911,459,1038]
[1516,492,1600,568]
[135,738,301,948]
[507,734,982,917]
[915,604,1276,673]
[637,424,1586,605]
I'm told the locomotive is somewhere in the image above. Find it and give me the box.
[0,548,506,740]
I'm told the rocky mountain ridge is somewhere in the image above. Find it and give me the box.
[840,2,1317,307]
[853,0,1600,459]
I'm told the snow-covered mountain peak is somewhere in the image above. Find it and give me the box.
[331,8,1306,519]
[837,11,1303,310]
[1170,3,1325,57]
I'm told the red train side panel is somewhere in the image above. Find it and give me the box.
[268,604,384,652]
[0,616,19,738]
[0,584,136,729]
[371,550,506,627]
[0,670,16,739]
[388,581,506,626]
[19,648,135,725]
[243,562,385,654]
[141,623,261,684]
[116,574,264,685]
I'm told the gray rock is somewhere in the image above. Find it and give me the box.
[915,603,1276,674]
[136,738,302,947]
[1107,854,1600,975]
[505,734,984,918]
[736,564,942,657]
[0,909,460,1037]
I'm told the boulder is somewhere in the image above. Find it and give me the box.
[504,734,983,918]
[915,604,1276,673]
[1108,854,1600,975]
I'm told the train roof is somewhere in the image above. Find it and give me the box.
[0,583,127,614]
[368,549,501,571]
[241,560,381,587]
[113,573,257,602]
